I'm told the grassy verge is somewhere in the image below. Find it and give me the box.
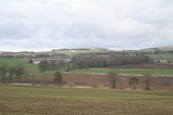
[70,68,173,75]
[0,85,173,114]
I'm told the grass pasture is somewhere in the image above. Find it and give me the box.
[149,54,173,59]
[140,49,156,53]
[71,68,173,76]
[0,58,55,76]
[0,85,173,115]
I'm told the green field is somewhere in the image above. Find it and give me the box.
[71,68,173,76]
[140,49,156,53]
[149,54,173,59]
[0,59,55,76]
[0,85,172,114]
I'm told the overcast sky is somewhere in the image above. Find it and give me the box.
[0,0,173,51]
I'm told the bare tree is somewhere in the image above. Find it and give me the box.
[90,77,98,88]
[8,66,16,84]
[107,70,120,88]
[29,69,35,85]
[143,73,153,90]
[14,64,26,84]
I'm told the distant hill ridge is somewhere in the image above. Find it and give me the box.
[80,47,117,51]
[141,46,173,52]
[158,46,173,50]
[1,46,173,53]
[52,47,117,51]
[80,47,107,51]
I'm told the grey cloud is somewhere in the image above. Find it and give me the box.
[0,0,173,51]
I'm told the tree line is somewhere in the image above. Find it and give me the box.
[71,55,153,69]
[38,59,69,73]
[0,63,27,84]
[37,54,153,72]
[154,50,173,54]
[107,70,153,90]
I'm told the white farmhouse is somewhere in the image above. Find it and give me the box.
[34,61,40,64]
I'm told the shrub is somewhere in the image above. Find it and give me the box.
[129,77,140,89]
[40,75,49,86]
[98,84,104,88]
[66,81,76,87]
[54,71,63,86]
[90,77,98,88]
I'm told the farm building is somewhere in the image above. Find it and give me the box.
[48,59,71,64]
[160,60,168,63]
[34,61,40,64]
[154,59,168,63]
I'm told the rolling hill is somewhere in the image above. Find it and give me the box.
[79,47,117,51]
[158,46,173,50]
[140,46,173,52]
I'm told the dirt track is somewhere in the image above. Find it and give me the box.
[5,73,173,90]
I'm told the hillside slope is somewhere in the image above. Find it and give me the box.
[158,46,173,50]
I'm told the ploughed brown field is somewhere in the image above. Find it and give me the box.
[8,73,173,90]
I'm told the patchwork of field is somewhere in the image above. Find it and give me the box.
[0,85,173,115]
[1,58,173,77]
[0,59,173,90]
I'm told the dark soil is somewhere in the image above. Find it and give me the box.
[4,73,173,90]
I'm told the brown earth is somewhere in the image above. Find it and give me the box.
[105,64,173,69]
[4,73,173,90]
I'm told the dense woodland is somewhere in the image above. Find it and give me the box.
[71,55,153,69]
